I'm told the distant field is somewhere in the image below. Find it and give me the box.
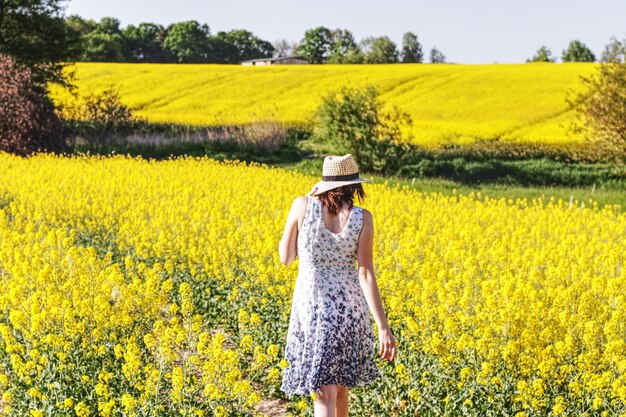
[49,62,597,147]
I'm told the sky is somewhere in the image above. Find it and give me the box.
[63,0,626,64]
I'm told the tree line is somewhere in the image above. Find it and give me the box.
[275,27,445,64]
[63,17,443,64]
[65,16,274,64]
[0,0,617,76]
[2,0,626,158]
[61,16,612,65]
[528,41,596,63]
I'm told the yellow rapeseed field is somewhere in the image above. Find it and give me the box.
[48,62,597,148]
[0,152,625,416]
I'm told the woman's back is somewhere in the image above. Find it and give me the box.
[298,195,362,268]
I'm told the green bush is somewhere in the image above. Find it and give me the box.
[309,83,626,186]
[57,86,145,148]
[311,84,413,173]
[567,60,626,161]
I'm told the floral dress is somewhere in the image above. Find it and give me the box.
[280,195,381,397]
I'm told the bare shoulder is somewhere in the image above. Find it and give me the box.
[291,195,309,225]
[292,195,309,211]
[293,195,309,206]
[361,208,373,223]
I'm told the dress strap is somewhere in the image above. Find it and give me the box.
[314,196,322,218]
[304,195,316,227]
[356,206,364,236]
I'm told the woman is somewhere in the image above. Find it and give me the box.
[278,154,397,417]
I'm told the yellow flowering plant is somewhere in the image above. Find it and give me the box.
[0,152,624,416]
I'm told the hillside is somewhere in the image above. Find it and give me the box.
[49,62,597,147]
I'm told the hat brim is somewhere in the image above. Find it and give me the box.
[312,178,373,196]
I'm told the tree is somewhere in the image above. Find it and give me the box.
[333,48,364,64]
[273,39,297,58]
[360,36,398,64]
[65,14,97,35]
[0,54,67,155]
[401,32,423,63]
[58,86,141,148]
[562,40,595,62]
[0,0,82,90]
[213,29,274,63]
[600,36,626,63]
[567,60,626,158]
[327,29,362,64]
[81,17,128,62]
[527,46,556,62]
[429,46,446,63]
[124,23,170,62]
[296,26,332,64]
[163,20,211,63]
[312,84,412,172]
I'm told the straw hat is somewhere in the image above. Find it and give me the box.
[312,154,372,196]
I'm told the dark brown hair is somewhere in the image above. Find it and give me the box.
[317,183,366,215]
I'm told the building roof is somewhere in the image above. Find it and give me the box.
[240,56,308,63]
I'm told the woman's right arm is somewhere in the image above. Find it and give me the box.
[278,186,318,266]
[357,209,397,362]
[278,196,304,266]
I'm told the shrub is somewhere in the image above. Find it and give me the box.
[56,86,144,148]
[0,54,67,156]
[567,61,626,164]
[311,84,413,172]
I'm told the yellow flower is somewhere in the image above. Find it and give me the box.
[239,335,254,353]
[214,405,226,417]
[180,282,194,318]
[171,366,184,404]
[74,401,90,417]
[121,393,135,411]
[266,344,279,359]
[113,344,124,359]
[552,402,565,415]
[2,392,13,403]
[27,388,41,399]
[395,363,409,384]
[168,303,180,316]
[409,388,420,402]
[249,313,261,326]
[192,408,206,417]
[267,368,280,382]
[592,396,603,409]
[238,309,249,327]
[244,392,261,407]
[297,399,308,411]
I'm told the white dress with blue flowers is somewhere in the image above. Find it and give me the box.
[280,195,381,397]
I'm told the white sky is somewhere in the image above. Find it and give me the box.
[63,0,626,63]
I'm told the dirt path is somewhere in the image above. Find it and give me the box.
[209,327,291,417]
[255,395,290,417]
